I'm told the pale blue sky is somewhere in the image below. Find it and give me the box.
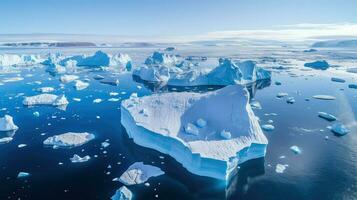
[0,0,356,36]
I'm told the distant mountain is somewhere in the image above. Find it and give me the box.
[312,40,357,48]
[1,42,97,48]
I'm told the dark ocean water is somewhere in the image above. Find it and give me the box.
[0,60,356,200]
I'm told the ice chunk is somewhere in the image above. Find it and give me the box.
[275,164,288,173]
[331,123,350,136]
[101,141,110,148]
[70,154,91,163]
[286,97,295,104]
[348,84,357,89]
[276,92,288,98]
[0,115,19,131]
[23,94,69,106]
[17,172,30,178]
[93,98,102,103]
[312,95,336,100]
[74,80,89,90]
[18,144,27,148]
[318,112,337,121]
[0,137,13,144]
[331,77,346,83]
[2,77,24,83]
[220,130,232,139]
[37,87,55,93]
[196,118,207,128]
[346,67,357,74]
[60,75,79,83]
[184,123,199,135]
[261,124,275,131]
[250,101,262,109]
[119,162,164,185]
[304,60,330,70]
[111,186,132,200]
[43,132,95,148]
[121,85,268,180]
[290,145,302,154]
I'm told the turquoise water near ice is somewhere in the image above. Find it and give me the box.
[0,47,356,200]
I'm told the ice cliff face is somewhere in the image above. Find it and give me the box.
[121,85,268,180]
[133,52,271,86]
[0,54,44,66]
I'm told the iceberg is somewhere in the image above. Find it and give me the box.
[275,164,288,173]
[312,95,335,100]
[119,162,164,185]
[0,137,13,144]
[121,85,268,180]
[312,39,357,48]
[23,94,69,106]
[43,132,95,148]
[331,123,350,136]
[331,77,346,83]
[0,115,19,131]
[60,75,79,83]
[74,80,89,90]
[134,53,271,87]
[58,51,132,70]
[290,145,302,154]
[17,172,30,178]
[261,124,275,131]
[0,54,43,66]
[349,84,357,89]
[37,87,55,93]
[111,186,132,200]
[318,112,337,121]
[70,154,91,163]
[304,60,330,70]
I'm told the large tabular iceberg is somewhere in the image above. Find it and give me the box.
[23,94,69,106]
[121,85,268,180]
[133,52,271,86]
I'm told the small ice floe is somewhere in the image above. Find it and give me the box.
[70,154,91,163]
[37,87,55,93]
[290,145,302,154]
[220,130,232,139]
[59,75,79,83]
[318,112,337,121]
[18,144,27,148]
[101,141,110,148]
[348,84,357,89]
[93,99,102,103]
[111,186,132,200]
[303,49,317,53]
[261,124,275,131]
[73,98,81,102]
[23,94,69,106]
[331,77,346,83]
[74,80,89,90]
[312,95,336,100]
[304,60,330,70]
[267,119,274,124]
[33,111,40,117]
[43,132,95,148]
[196,118,207,128]
[2,77,24,83]
[250,101,262,109]
[17,172,30,178]
[286,97,295,104]
[184,123,199,135]
[93,74,105,80]
[100,78,120,86]
[110,92,119,96]
[0,137,13,144]
[275,164,288,173]
[275,81,282,85]
[0,115,19,131]
[118,162,164,185]
[276,92,288,98]
[331,123,350,136]
[108,98,120,102]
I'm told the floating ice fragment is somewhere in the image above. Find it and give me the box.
[37,87,54,93]
[18,144,27,148]
[220,130,232,139]
[0,115,18,131]
[318,112,337,121]
[304,60,330,70]
[119,162,164,185]
[17,172,30,178]
[331,123,350,136]
[70,154,91,163]
[286,97,295,104]
[348,84,357,89]
[290,145,302,154]
[43,132,95,148]
[275,164,288,173]
[93,99,102,103]
[101,141,110,148]
[312,95,336,100]
[196,118,207,128]
[276,92,288,98]
[33,111,40,117]
[331,77,346,83]
[184,123,199,135]
[111,186,133,200]
[60,75,79,83]
[0,137,13,144]
[74,80,89,90]
[250,101,262,109]
[23,94,69,106]
[261,124,275,131]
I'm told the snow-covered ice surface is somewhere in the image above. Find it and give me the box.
[23,94,69,107]
[43,132,95,148]
[121,85,268,180]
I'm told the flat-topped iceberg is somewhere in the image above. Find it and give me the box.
[0,115,19,131]
[23,94,69,106]
[43,132,95,148]
[70,154,91,163]
[119,162,164,185]
[121,85,268,180]
[58,51,132,70]
[134,53,271,86]
[304,60,330,70]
